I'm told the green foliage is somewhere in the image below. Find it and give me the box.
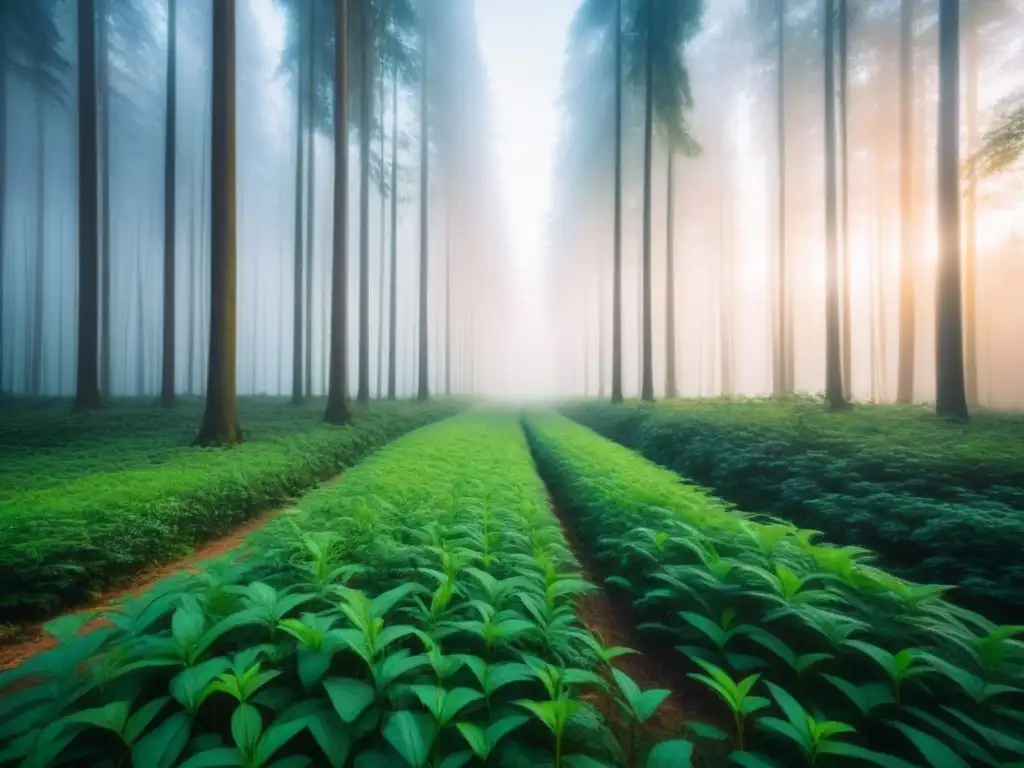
[563,398,1024,621]
[0,399,460,621]
[0,414,677,766]
[523,411,1024,767]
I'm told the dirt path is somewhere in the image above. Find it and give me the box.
[0,474,346,674]
[548,496,727,743]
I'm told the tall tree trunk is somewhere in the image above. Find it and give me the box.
[774,0,790,395]
[99,0,113,396]
[305,0,315,398]
[935,0,967,419]
[387,63,398,400]
[136,255,145,395]
[665,150,677,398]
[161,0,178,406]
[0,44,6,393]
[444,217,451,396]
[376,50,386,399]
[358,3,373,403]
[896,0,916,403]
[416,7,429,402]
[824,0,847,410]
[963,12,978,406]
[187,163,197,394]
[838,0,851,400]
[611,0,624,404]
[195,0,242,445]
[639,0,654,402]
[291,38,306,404]
[75,0,102,411]
[325,0,351,424]
[719,165,733,396]
[598,261,606,398]
[33,95,46,395]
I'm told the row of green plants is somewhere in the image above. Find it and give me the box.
[0,400,461,620]
[523,412,1024,768]
[0,413,692,767]
[561,400,1024,622]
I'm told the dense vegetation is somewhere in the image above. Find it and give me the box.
[0,413,692,767]
[0,399,460,621]
[562,399,1024,622]
[524,411,1024,767]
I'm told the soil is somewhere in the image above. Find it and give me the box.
[547,495,730,744]
[0,473,347,675]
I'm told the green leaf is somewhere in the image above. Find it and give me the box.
[382,711,437,767]
[255,714,316,765]
[308,711,351,768]
[455,723,488,758]
[888,722,970,768]
[646,740,694,767]
[231,704,262,756]
[688,721,729,741]
[440,688,485,724]
[324,677,377,724]
[486,714,529,748]
[297,649,335,690]
[63,700,131,735]
[124,696,171,744]
[178,747,246,768]
[730,752,785,768]
[564,755,617,768]
[171,657,231,712]
[132,712,192,768]
[371,584,421,619]
[816,741,919,768]
[764,682,808,736]
[439,752,474,768]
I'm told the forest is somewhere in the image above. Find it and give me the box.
[1,0,1023,766]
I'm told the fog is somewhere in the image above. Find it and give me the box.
[1,0,1022,408]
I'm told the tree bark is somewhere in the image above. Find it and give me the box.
[357,2,373,403]
[639,0,654,403]
[376,49,386,399]
[99,0,113,396]
[161,0,178,406]
[195,0,242,445]
[598,260,606,398]
[774,0,790,395]
[665,150,677,398]
[305,0,316,399]
[896,0,916,403]
[719,160,733,396]
[0,42,6,393]
[387,63,398,400]
[935,0,967,419]
[611,0,624,404]
[291,33,306,404]
[824,0,847,411]
[838,0,851,400]
[325,0,351,424]
[416,7,429,402]
[33,93,46,395]
[75,0,102,411]
[963,12,978,406]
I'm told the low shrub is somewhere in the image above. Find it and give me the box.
[525,411,1024,768]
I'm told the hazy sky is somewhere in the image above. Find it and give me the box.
[474,0,577,395]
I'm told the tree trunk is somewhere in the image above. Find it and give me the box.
[33,94,46,395]
[445,216,451,397]
[305,0,316,399]
[187,163,197,394]
[136,255,145,395]
[838,0,851,400]
[963,12,978,406]
[325,0,351,424]
[639,0,654,402]
[416,8,429,402]
[665,150,677,398]
[935,0,967,419]
[896,0,916,403]
[75,0,102,411]
[387,64,398,400]
[376,49,386,399]
[598,261,606,398]
[774,0,790,395]
[0,43,6,393]
[291,37,306,404]
[824,0,847,411]
[99,0,113,396]
[719,164,733,396]
[195,0,242,445]
[161,0,178,406]
[358,3,373,403]
[611,0,624,404]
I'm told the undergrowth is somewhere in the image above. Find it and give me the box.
[0,399,460,621]
[0,413,690,767]
[562,398,1024,622]
[524,412,1024,768]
